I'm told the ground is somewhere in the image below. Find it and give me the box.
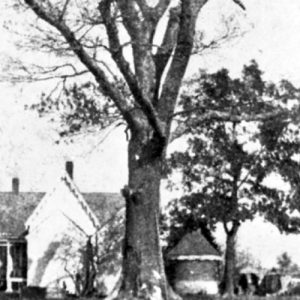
[3,292,300,300]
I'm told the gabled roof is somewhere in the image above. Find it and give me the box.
[167,230,221,260]
[0,175,123,236]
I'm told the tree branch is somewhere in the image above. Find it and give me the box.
[59,0,71,21]
[153,0,171,21]
[6,70,89,83]
[24,0,136,129]
[99,1,142,104]
[223,221,230,235]
[117,0,146,42]
[170,109,289,142]
[115,0,166,139]
[232,0,246,10]
[172,107,287,122]
[135,0,152,20]
[137,0,171,25]
[154,6,180,102]
[158,0,208,131]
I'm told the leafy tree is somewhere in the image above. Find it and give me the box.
[5,1,247,299]
[168,61,300,296]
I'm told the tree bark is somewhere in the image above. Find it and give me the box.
[120,133,168,300]
[222,224,239,297]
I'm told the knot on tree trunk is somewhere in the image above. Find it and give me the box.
[121,185,144,206]
[139,134,166,164]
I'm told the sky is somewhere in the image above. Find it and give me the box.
[1,0,300,268]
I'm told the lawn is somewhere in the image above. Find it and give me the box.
[2,293,300,300]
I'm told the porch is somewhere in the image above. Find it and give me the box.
[0,234,27,293]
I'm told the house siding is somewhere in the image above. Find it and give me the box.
[26,177,97,297]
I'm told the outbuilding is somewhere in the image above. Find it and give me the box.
[167,230,222,295]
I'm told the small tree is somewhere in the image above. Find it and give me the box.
[168,61,300,296]
[58,210,124,297]
[277,252,300,275]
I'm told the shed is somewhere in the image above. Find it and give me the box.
[167,230,222,295]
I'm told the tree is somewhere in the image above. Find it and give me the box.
[58,210,124,297]
[168,61,300,296]
[235,250,263,275]
[4,1,249,299]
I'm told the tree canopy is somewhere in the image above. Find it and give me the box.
[167,60,300,294]
[169,60,300,232]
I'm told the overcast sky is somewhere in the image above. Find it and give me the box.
[1,0,300,268]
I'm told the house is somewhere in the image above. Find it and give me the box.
[0,162,123,297]
[166,230,222,295]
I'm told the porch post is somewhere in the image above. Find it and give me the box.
[6,241,13,293]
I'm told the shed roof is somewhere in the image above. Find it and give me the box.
[167,230,221,260]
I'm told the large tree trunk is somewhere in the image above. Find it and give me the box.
[222,224,239,297]
[119,133,169,300]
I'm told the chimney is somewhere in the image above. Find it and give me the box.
[12,178,19,195]
[66,161,73,179]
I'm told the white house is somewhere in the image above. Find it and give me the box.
[0,162,123,297]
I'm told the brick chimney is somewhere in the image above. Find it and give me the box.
[12,178,19,195]
[66,161,73,179]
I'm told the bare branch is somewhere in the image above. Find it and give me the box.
[99,1,142,102]
[135,0,151,18]
[59,0,71,21]
[232,0,246,10]
[158,0,208,131]
[24,0,136,128]
[117,0,145,40]
[34,63,79,74]
[21,70,88,82]
[192,16,246,55]
[223,221,230,235]
[154,6,180,101]
[153,0,171,20]
[0,57,89,82]
[112,0,166,139]
[136,0,170,26]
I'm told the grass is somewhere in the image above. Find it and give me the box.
[2,293,300,300]
[183,297,300,300]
